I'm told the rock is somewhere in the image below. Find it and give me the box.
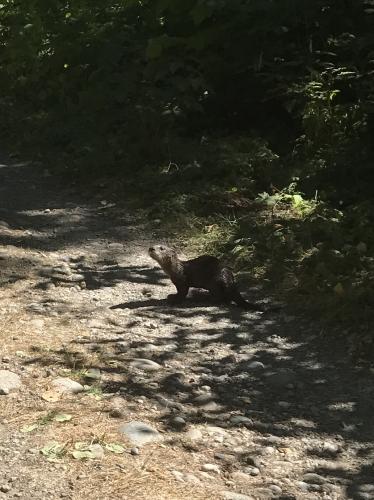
[185,428,203,441]
[200,385,211,392]
[84,368,101,381]
[194,393,215,405]
[214,453,236,463]
[119,421,162,446]
[1,357,10,364]
[171,470,200,484]
[201,463,220,474]
[206,425,227,436]
[109,408,125,419]
[90,444,104,459]
[155,395,183,410]
[193,393,222,411]
[200,401,222,412]
[243,466,260,476]
[30,319,44,329]
[356,494,374,500]
[262,446,276,455]
[246,361,265,371]
[170,417,186,429]
[243,455,262,468]
[302,473,326,485]
[52,378,84,394]
[296,481,311,492]
[278,401,291,409]
[129,359,162,372]
[322,441,341,455]
[231,471,253,483]
[269,484,283,495]
[359,485,374,493]
[199,471,215,481]
[355,484,374,499]
[0,371,21,395]
[60,273,85,283]
[171,470,185,482]
[87,319,108,329]
[0,485,11,493]
[230,415,252,426]
[130,447,140,456]
[253,487,280,498]
[223,492,254,500]
[184,473,200,484]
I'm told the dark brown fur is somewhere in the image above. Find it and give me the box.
[148,245,263,310]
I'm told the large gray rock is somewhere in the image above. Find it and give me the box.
[0,370,22,395]
[129,359,162,372]
[119,421,163,446]
[52,377,84,394]
[223,492,255,500]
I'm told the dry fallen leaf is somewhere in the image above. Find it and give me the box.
[41,390,61,402]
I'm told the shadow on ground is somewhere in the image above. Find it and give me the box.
[26,295,374,498]
[2,160,373,498]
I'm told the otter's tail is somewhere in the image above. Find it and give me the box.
[231,288,264,311]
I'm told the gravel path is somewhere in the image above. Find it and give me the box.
[0,159,373,500]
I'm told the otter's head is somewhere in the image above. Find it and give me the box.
[148,245,178,275]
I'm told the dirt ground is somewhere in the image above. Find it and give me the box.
[0,159,373,500]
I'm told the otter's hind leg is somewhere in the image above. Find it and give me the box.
[218,269,263,310]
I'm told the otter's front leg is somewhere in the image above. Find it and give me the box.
[167,282,189,303]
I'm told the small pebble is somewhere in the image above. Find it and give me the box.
[270,484,283,494]
[230,415,252,426]
[109,408,124,419]
[171,416,186,429]
[201,463,220,474]
[130,447,140,456]
[278,401,291,408]
[303,473,326,485]
[243,466,260,476]
[262,446,276,455]
[247,361,265,370]
[171,470,184,482]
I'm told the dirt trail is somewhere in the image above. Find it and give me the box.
[0,159,373,500]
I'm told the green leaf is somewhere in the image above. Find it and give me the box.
[72,450,95,460]
[105,443,125,454]
[20,424,38,433]
[41,441,65,460]
[292,194,304,206]
[54,413,72,423]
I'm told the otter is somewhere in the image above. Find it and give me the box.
[148,244,263,311]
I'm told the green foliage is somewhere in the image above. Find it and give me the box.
[0,0,373,352]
